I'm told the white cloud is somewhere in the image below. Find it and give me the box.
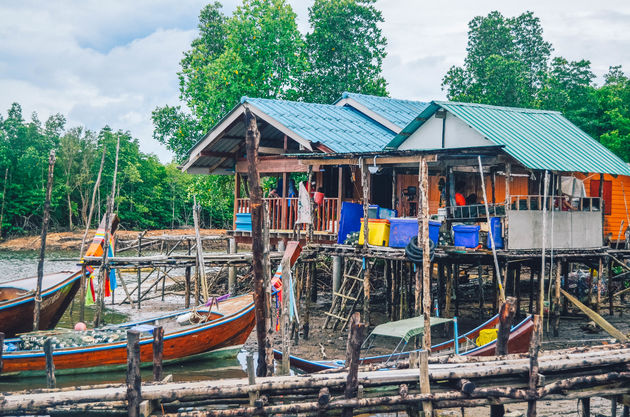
[1,0,630,163]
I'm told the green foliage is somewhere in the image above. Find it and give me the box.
[155,0,307,161]
[443,11,552,107]
[0,104,235,236]
[443,10,630,165]
[301,0,388,103]
[153,0,389,159]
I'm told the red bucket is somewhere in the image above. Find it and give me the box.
[313,191,324,205]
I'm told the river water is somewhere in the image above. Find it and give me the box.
[0,250,249,391]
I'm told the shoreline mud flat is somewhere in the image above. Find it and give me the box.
[0,229,228,252]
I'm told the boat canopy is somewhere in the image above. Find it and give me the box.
[369,317,454,342]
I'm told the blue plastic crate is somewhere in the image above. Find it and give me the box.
[486,217,504,249]
[337,202,364,244]
[235,213,252,232]
[388,218,441,248]
[453,224,480,248]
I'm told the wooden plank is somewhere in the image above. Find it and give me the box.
[236,157,307,174]
[560,288,629,342]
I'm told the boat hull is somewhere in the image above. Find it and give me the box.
[2,296,256,374]
[0,271,83,338]
[275,315,534,373]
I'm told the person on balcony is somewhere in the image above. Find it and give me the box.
[268,178,283,198]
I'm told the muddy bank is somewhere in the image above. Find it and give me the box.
[0,228,228,252]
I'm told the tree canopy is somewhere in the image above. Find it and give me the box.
[153,0,389,161]
[443,10,630,162]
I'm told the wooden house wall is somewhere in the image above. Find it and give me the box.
[580,173,630,239]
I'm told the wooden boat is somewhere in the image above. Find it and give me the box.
[274,314,534,373]
[0,271,84,338]
[1,294,255,375]
[0,215,119,338]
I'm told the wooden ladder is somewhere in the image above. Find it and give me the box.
[324,258,367,331]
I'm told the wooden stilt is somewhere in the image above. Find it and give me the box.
[126,330,141,417]
[553,259,562,337]
[342,312,365,417]
[152,326,164,382]
[527,315,542,417]
[44,338,56,389]
[245,108,270,378]
[185,240,191,309]
[361,158,371,325]
[597,257,603,314]
[491,296,516,417]
[445,263,453,319]
[281,257,291,376]
[515,263,522,320]
[454,264,460,317]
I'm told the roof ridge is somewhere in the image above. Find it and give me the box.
[343,91,426,105]
[243,96,342,109]
[436,100,562,114]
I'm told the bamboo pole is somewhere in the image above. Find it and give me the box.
[94,135,120,327]
[193,196,208,302]
[560,288,628,342]
[478,156,504,303]
[281,256,291,376]
[539,170,549,325]
[33,149,56,331]
[245,108,270,378]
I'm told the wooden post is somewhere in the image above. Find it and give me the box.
[245,108,270,378]
[496,296,517,355]
[303,261,312,340]
[193,197,208,302]
[582,398,591,417]
[126,330,141,417]
[44,338,56,389]
[152,326,164,382]
[136,233,143,309]
[360,158,371,325]
[185,239,191,308]
[491,296,516,417]
[419,349,432,416]
[445,264,452,319]
[0,167,8,240]
[281,257,291,376]
[307,165,314,242]
[527,315,542,417]
[246,354,258,406]
[608,258,614,316]
[263,201,274,376]
[553,259,562,337]
[342,312,365,417]
[418,157,431,350]
[0,332,4,374]
[33,149,56,331]
[597,256,603,314]
[228,238,236,295]
[233,172,240,231]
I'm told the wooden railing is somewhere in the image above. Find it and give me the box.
[235,197,338,234]
[510,195,602,211]
[446,203,506,220]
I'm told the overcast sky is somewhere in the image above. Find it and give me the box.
[1,0,629,162]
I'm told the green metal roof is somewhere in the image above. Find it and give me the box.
[245,97,397,153]
[388,101,630,176]
[336,92,430,129]
[370,316,453,342]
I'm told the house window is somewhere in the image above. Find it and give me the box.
[589,179,612,215]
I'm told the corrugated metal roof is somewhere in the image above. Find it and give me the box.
[245,97,396,153]
[337,92,430,129]
[389,101,630,176]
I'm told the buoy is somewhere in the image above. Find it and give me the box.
[74,322,87,331]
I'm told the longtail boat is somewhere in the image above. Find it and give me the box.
[0,215,119,338]
[274,314,534,373]
[1,294,255,376]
